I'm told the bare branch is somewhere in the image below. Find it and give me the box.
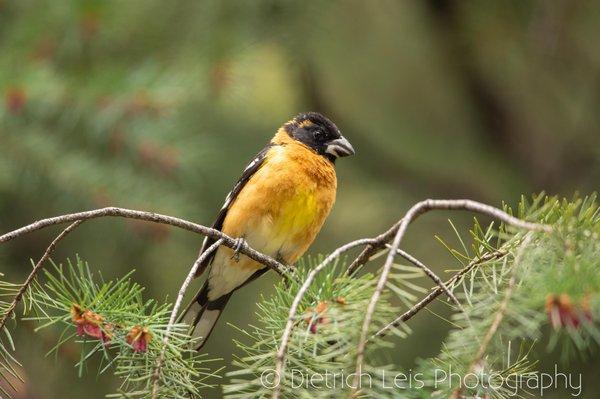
[151,239,224,399]
[346,198,550,277]
[375,250,506,338]
[346,220,402,276]
[271,238,377,399]
[0,207,289,277]
[0,221,83,331]
[350,199,549,396]
[392,246,463,315]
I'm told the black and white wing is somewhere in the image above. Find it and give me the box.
[194,144,272,277]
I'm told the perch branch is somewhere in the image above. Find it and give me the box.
[0,221,83,331]
[151,239,224,399]
[0,207,289,277]
[272,238,378,399]
[350,199,550,396]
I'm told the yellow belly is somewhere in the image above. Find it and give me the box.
[275,188,319,237]
[224,144,336,260]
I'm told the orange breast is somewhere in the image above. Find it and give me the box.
[220,137,337,268]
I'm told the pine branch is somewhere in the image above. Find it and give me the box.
[346,219,404,276]
[350,199,550,396]
[346,199,550,277]
[24,257,215,398]
[405,194,599,398]
[449,235,533,399]
[150,238,224,399]
[227,257,404,398]
[1,196,593,399]
[375,249,507,338]
[271,238,377,399]
[390,246,463,315]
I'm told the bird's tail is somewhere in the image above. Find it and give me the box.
[180,281,232,350]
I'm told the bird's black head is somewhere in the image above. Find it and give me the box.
[283,112,355,162]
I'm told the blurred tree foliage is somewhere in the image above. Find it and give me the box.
[0,0,599,398]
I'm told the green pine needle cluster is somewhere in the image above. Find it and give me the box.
[0,274,24,398]
[225,257,421,398]
[410,194,599,398]
[22,257,216,398]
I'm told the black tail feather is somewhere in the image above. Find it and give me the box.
[181,282,232,350]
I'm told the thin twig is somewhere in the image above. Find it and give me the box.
[350,199,549,397]
[346,220,403,276]
[150,239,224,399]
[0,221,83,331]
[0,207,289,277]
[271,238,377,399]
[392,246,463,315]
[449,235,533,399]
[375,250,506,338]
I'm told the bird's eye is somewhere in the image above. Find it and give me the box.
[313,129,325,141]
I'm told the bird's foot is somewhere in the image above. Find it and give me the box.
[230,237,246,262]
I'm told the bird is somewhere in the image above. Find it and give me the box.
[182,112,355,350]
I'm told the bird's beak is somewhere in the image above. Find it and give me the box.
[325,136,355,158]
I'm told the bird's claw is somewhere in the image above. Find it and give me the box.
[231,237,246,262]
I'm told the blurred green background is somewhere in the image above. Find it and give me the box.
[1,0,599,397]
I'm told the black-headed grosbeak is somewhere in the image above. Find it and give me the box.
[183,112,354,349]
